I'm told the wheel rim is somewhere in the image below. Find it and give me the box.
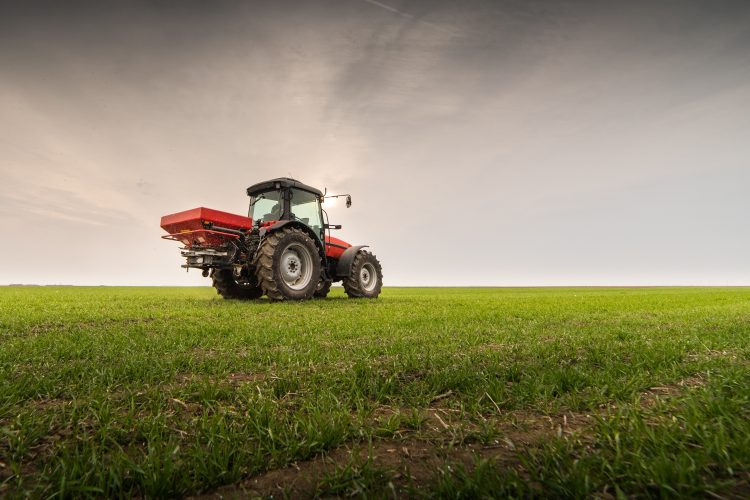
[280,243,314,290]
[360,262,377,292]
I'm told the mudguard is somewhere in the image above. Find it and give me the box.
[336,245,368,278]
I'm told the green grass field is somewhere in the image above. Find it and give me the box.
[1,286,748,498]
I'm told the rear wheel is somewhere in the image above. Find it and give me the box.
[343,251,383,299]
[253,227,321,301]
[211,268,263,300]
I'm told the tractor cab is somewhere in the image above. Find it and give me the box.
[247,178,325,240]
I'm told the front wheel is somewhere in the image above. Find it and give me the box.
[343,251,383,299]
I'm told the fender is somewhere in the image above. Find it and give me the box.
[259,220,327,262]
[336,245,368,277]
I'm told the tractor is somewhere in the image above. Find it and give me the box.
[160,178,383,300]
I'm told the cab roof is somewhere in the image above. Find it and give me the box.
[246,177,323,197]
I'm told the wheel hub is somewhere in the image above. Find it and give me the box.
[360,262,377,292]
[281,253,301,281]
[279,243,314,290]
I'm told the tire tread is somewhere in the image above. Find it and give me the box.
[343,250,383,299]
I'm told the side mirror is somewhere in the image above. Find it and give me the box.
[346,195,352,208]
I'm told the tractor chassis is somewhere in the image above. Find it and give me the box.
[180,245,237,269]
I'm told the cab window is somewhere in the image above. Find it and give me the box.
[290,189,322,236]
[249,190,282,223]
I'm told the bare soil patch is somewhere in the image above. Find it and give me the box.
[638,373,707,408]
[192,406,594,499]
[192,373,708,499]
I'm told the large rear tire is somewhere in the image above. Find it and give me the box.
[211,268,263,300]
[253,227,321,301]
[343,250,383,299]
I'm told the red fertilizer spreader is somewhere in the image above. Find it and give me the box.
[160,207,252,248]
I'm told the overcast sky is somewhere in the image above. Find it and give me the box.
[1,0,749,286]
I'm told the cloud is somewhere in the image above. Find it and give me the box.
[362,0,461,36]
[1,0,749,285]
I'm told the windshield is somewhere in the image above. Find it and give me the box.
[248,190,282,223]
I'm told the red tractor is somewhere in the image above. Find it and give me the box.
[160,178,383,300]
